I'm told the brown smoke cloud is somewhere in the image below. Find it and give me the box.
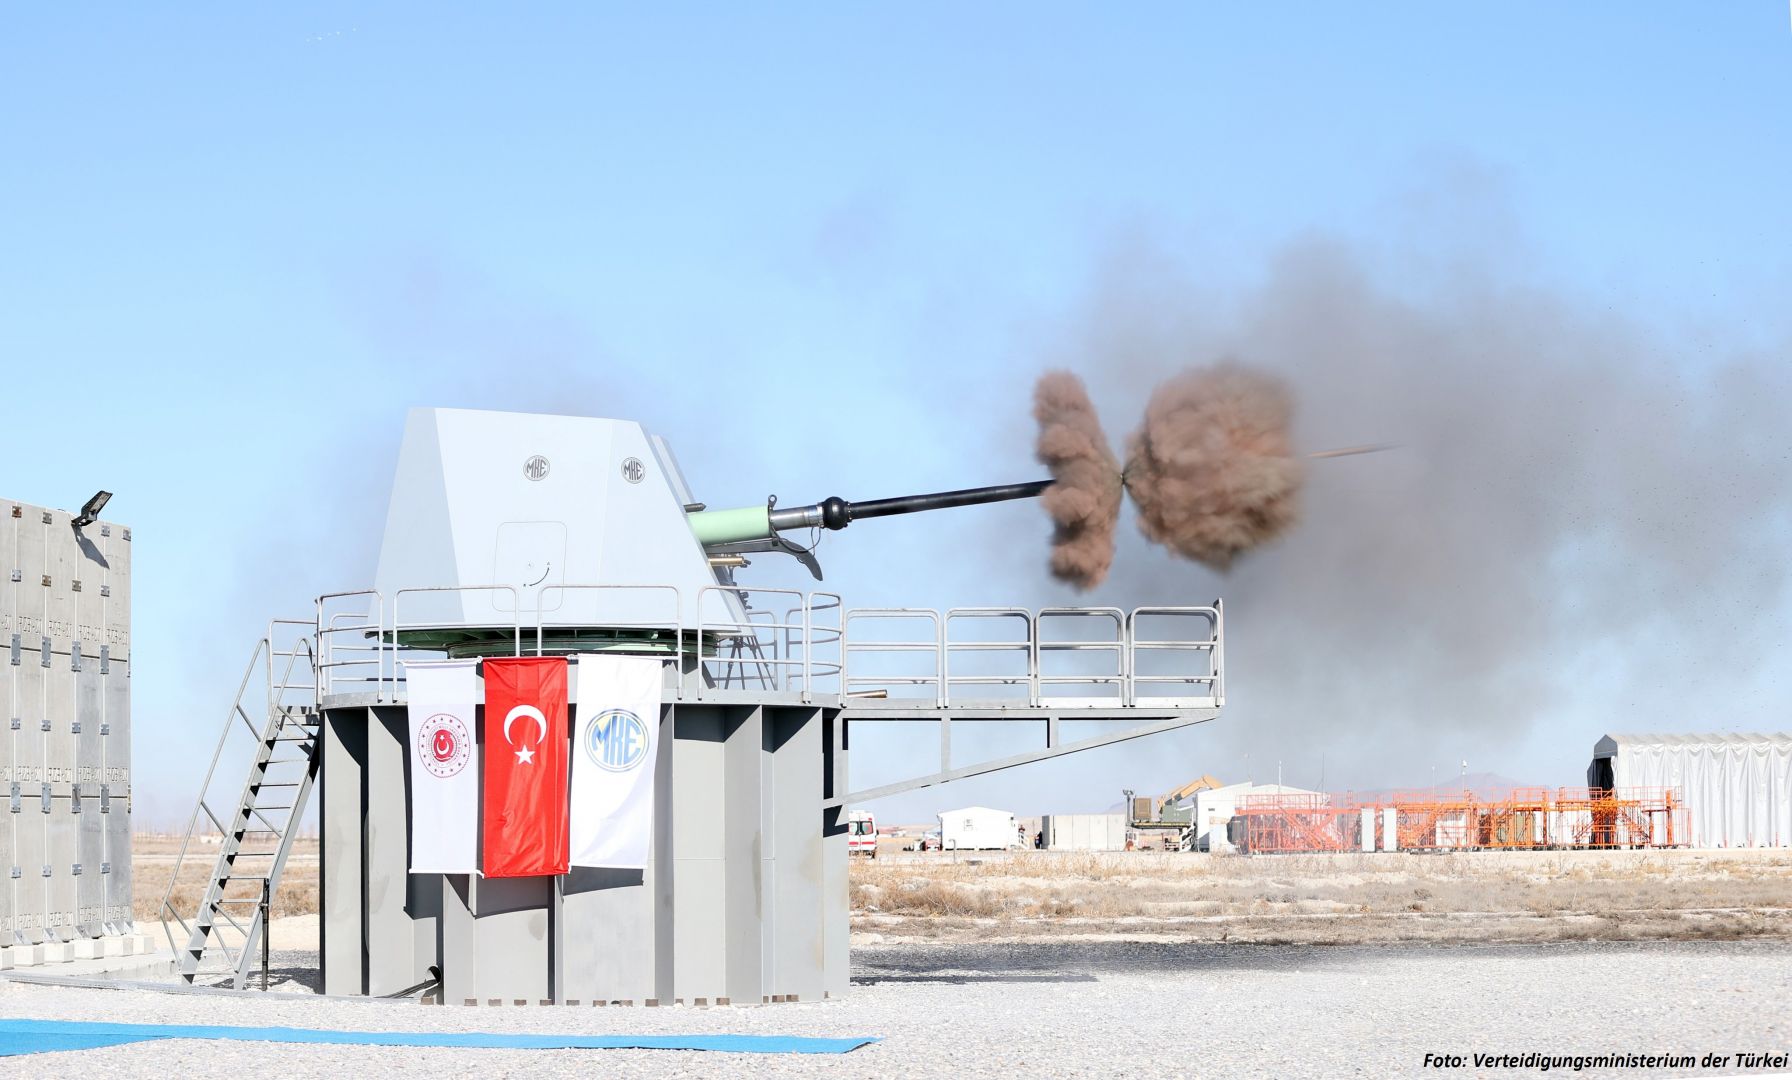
[1033,370,1124,588]
[1123,364,1304,571]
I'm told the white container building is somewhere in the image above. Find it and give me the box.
[938,806,1022,851]
[1040,813,1128,851]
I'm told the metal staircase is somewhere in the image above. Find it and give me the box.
[160,620,318,988]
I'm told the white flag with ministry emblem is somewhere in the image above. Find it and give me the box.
[404,658,480,874]
[570,654,663,869]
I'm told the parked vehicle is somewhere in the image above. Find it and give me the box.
[848,811,878,858]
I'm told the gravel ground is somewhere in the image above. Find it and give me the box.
[1,940,1788,1078]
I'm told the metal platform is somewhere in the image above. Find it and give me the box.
[318,586,1223,809]
[316,586,1221,710]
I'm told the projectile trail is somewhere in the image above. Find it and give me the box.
[1307,444,1396,460]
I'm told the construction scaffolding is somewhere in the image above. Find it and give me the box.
[1233,787,1688,854]
[1230,793,1359,853]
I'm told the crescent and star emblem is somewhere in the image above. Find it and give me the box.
[416,713,470,779]
[503,704,549,765]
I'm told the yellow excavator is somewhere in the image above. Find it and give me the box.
[1156,774,1224,818]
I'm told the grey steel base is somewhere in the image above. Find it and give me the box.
[319,699,848,1004]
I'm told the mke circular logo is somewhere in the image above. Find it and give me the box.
[523,454,550,481]
[620,456,645,484]
[585,708,651,773]
[417,713,471,778]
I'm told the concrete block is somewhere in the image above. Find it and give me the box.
[40,941,73,964]
[73,938,101,960]
[102,935,125,957]
[10,944,42,967]
[0,948,12,971]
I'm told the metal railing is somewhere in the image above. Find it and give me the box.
[536,583,683,658]
[316,590,387,699]
[1127,606,1224,706]
[698,585,846,694]
[785,593,843,695]
[1036,607,1127,706]
[944,608,1034,705]
[312,585,1222,709]
[395,585,522,656]
[837,603,1221,708]
[843,608,944,705]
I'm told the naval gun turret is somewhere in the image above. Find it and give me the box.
[369,408,1057,651]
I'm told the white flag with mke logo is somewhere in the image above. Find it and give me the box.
[570,654,663,870]
[404,658,480,874]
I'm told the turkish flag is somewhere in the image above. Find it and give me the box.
[482,656,569,877]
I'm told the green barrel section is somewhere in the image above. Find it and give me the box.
[687,504,773,546]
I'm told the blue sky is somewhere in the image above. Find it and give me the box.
[4,7,1790,825]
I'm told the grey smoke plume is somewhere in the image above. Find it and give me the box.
[1033,370,1123,588]
[1035,236,1792,788]
[1124,364,1303,571]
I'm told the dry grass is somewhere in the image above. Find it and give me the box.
[131,835,1792,948]
[851,848,1792,945]
[134,833,319,925]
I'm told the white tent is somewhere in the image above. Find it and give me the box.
[1591,733,1792,848]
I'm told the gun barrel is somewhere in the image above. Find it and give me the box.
[845,479,1054,522]
[691,479,1055,548]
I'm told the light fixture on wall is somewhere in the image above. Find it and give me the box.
[72,490,111,529]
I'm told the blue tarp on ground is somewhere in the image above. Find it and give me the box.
[0,1018,878,1056]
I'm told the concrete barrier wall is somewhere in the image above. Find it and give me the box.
[0,498,132,958]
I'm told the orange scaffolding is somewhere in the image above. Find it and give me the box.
[1232,787,1687,854]
[1549,786,1688,849]
[1380,789,1480,851]
[1475,787,1552,849]
[1232,793,1362,853]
